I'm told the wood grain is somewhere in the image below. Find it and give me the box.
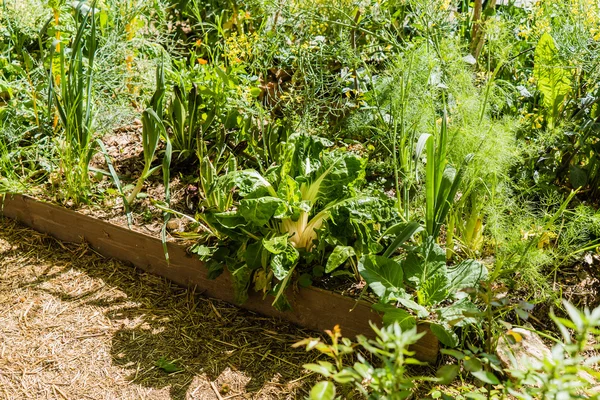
[0,194,439,362]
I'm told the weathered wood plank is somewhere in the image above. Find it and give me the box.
[0,193,439,362]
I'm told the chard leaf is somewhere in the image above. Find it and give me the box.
[358,255,403,302]
[533,33,572,127]
[227,261,251,304]
[244,241,263,270]
[301,152,365,205]
[418,273,449,306]
[263,234,288,255]
[382,221,423,257]
[271,244,299,280]
[239,197,285,225]
[446,259,488,294]
[325,245,355,273]
[402,237,446,289]
[224,169,276,198]
[213,211,248,229]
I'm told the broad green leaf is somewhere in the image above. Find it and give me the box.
[446,259,488,293]
[358,255,403,301]
[271,245,299,280]
[309,381,335,400]
[227,262,251,304]
[239,197,285,225]
[436,364,459,385]
[395,297,430,318]
[224,169,277,198]
[262,234,288,255]
[570,166,588,189]
[430,323,459,348]
[213,211,248,229]
[244,241,263,270]
[301,151,365,205]
[155,357,181,373]
[419,273,449,306]
[533,33,572,127]
[437,298,482,327]
[325,245,355,273]
[402,237,446,289]
[381,307,417,329]
[471,370,500,385]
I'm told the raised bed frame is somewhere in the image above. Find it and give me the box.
[0,193,439,362]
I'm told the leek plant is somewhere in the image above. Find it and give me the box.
[126,63,168,204]
[49,1,97,204]
[418,109,472,240]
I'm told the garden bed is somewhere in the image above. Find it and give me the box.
[0,193,439,362]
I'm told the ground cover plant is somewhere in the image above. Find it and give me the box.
[1,0,600,398]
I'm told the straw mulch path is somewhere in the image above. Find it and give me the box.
[0,219,319,399]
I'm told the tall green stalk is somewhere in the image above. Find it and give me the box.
[50,1,97,203]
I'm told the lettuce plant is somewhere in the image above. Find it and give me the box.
[201,133,395,308]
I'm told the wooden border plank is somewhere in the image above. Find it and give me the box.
[0,193,438,362]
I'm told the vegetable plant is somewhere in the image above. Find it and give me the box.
[50,1,97,204]
[127,63,170,204]
[200,133,395,308]
[359,234,488,347]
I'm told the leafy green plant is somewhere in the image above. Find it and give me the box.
[294,323,427,400]
[200,133,394,308]
[360,235,488,347]
[419,110,472,240]
[533,33,572,130]
[126,63,169,204]
[504,301,600,399]
[50,1,97,204]
[165,82,203,160]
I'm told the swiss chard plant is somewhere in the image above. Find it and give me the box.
[359,235,488,347]
[196,133,396,309]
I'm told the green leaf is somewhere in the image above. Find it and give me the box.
[325,245,355,273]
[437,298,481,327]
[358,255,403,301]
[262,234,288,255]
[155,357,181,373]
[436,365,459,385]
[298,273,313,287]
[446,260,488,294]
[380,307,417,329]
[419,273,449,306]
[239,197,285,225]
[403,237,446,289]
[304,364,333,377]
[430,323,459,348]
[533,33,572,127]
[271,244,299,280]
[309,381,335,400]
[224,169,277,198]
[190,244,216,261]
[227,261,251,304]
[464,357,483,373]
[244,241,263,270]
[471,370,500,385]
[382,221,424,258]
[570,166,588,189]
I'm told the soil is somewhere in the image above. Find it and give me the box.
[0,219,319,400]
